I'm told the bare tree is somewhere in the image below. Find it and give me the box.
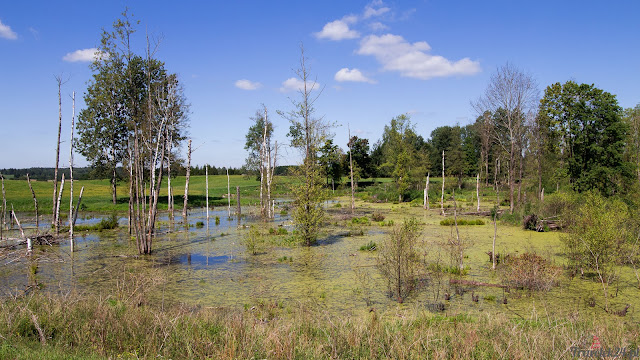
[473,63,538,213]
[440,151,445,216]
[349,125,355,213]
[182,139,191,223]
[26,174,38,236]
[69,91,76,252]
[0,174,6,240]
[52,75,67,232]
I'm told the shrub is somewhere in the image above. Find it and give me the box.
[276,227,288,235]
[440,218,484,226]
[359,241,377,251]
[502,252,561,292]
[371,212,385,222]
[195,221,204,228]
[351,216,370,225]
[243,225,265,255]
[377,218,421,303]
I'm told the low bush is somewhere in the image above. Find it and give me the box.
[501,252,561,292]
[359,241,377,251]
[439,218,484,226]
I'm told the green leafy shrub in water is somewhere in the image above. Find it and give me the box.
[195,221,204,228]
[74,213,119,232]
[215,216,220,225]
[333,203,342,208]
[243,225,265,255]
[439,218,484,226]
[277,227,288,235]
[351,216,369,225]
[359,241,377,251]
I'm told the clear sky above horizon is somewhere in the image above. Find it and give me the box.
[1,0,638,169]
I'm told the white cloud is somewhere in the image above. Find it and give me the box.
[357,34,480,79]
[0,20,17,40]
[369,22,389,31]
[363,4,390,19]
[62,48,105,62]
[334,68,376,84]
[234,79,262,90]
[279,77,321,93]
[314,19,359,41]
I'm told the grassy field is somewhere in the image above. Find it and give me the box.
[0,290,637,359]
[1,175,300,214]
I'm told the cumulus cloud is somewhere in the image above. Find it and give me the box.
[334,68,376,84]
[357,34,480,79]
[62,48,105,62]
[363,4,390,19]
[235,79,262,90]
[0,20,17,40]
[279,77,321,93]
[314,19,359,41]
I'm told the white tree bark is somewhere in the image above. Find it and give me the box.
[227,168,231,217]
[182,139,192,223]
[476,173,480,212]
[69,91,75,252]
[55,174,65,235]
[11,206,30,253]
[348,125,355,214]
[441,151,445,216]
[26,174,38,236]
[206,164,209,222]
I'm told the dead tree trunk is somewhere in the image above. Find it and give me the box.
[348,126,355,214]
[53,76,64,230]
[0,174,5,240]
[205,164,209,223]
[26,174,38,236]
[236,186,241,216]
[182,139,191,223]
[441,150,445,216]
[69,91,75,252]
[73,186,84,227]
[476,173,480,212]
[11,206,30,253]
[227,168,231,218]
[55,174,65,235]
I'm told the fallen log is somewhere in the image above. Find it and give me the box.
[449,279,508,289]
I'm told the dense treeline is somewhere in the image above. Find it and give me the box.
[0,167,93,181]
[304,74,639,208]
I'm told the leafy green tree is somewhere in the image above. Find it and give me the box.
[280,45,332,246]
[430,125,465,186]
[76,32,129,204]
[318,139,344,186]
[244,109,274,174]
[538,81,632,195]
[623,104,640,185]
[377,115,429,201]
[346,136,374,179]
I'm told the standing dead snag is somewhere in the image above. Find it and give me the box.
[26,174,39,236]
[476,173,480,212]
[349,125,355,214]
[182,139,192,223]
[69,91,76,252]
[227,168,231,218]
[55,174,65,235]
[0,173,5,240]
[205,165,209,223]
[53,75,66,232]
[424,174,430,210]
[441,150,445,216]
[236,186,241,216]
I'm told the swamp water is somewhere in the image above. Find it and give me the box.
[1,203,639,323]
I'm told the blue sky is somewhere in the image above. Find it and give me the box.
[1,1,638,169]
